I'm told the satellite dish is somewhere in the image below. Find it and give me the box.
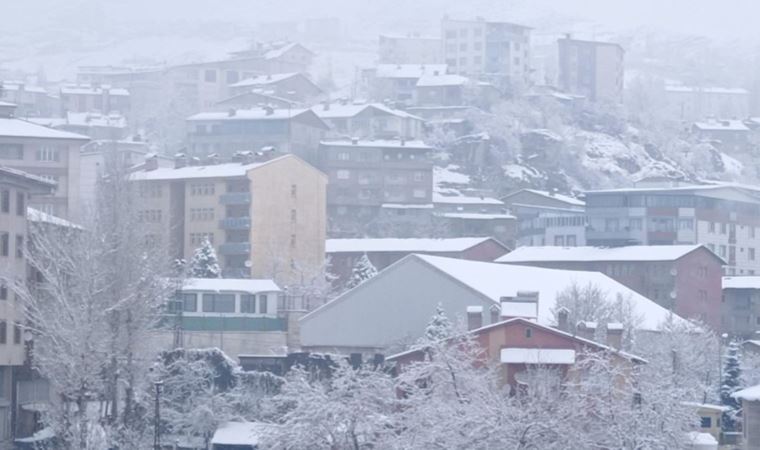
[670,291,677,299]
[244,260,252,268]
[670,268,677,276]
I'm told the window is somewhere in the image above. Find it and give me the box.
[190,183,215,196]
[16,192,24,216]
[190,208,214,221]
[190,233,214,246]
[337,152,350,161]
[0,190,8,213]
[605,218,619,232]
[629,218,643,230]
[752,227,757,239]
[525,328,532,338]
[0,233,8,257]
[241,295,256,313]
[290,209,297,223]
[182,293,198,312]
[337,170,350,180]
[708,222,716,233]
[700,417,712,428]
[0,144,23,160]
[204,69,217,82]
[751,248,756,261]
[139,183,162,198]
[13,323,20,345]
[15,235,23,259]
[138,209,162,223]
[291,184,297,198]
[412,189,426,198]
[0,321,7,344]
[35,146,60,162]
[459,43,467,51]
[0,284,6,300]
[258,294,268,314]
[719,245,727,258]
[413,171,425,182]
[678,218,693,230]
[226,71,239,84]
[720,223,727,235]
[554,235,565,246]
[566,235,577,247]
[202,294,235,313]
[290,234,296,248]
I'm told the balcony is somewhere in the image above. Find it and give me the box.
[218,242,251,255]
[220,192,251,205]
[219,216,251,230]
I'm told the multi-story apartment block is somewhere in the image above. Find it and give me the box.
[691,119,750,153]
[186,107,328,163]
[558,37,624,103]
[441,17,531,87]
[59,85,130,116]
[585,184,760,275]
[664,85,750,122]
[0,82,57,118]
[0,167,54,446]
[156,278,294,357]
[130,154,327,285]
[0,103,88,220]
[311,103,424,140]
[378,34,443,64]
[414,73,469,106]
[502,189,586,247]
[721,276,760,338]
[498,245,724,330]
[433,193,516,248]
[318,139,433,236]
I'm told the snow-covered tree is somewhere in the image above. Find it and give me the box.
[345,253,378,290]
[423,304,453,342]
[188,238,221,278]
[722,340,743,430]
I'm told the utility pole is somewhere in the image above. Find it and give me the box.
[154,381,163,450]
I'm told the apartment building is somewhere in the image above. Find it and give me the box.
[129,154,327,285]
[502,189,586,247]
[0,104,88,220]
[318,139,432,236]
[585,185,760,275]
[311,102,424,140]
[156,278,292,357]
[691,119,750,153]
[664,85,750,122]
[0,82,57,118]
[59,85,130,116]
[441,17,531,87]
[0,167,54,446]
[498,245,724,329]
[721,276,760,338]
[186,107,328,163]
[433,193,516,248]
[415,73,469,106]
[363,64,448,104]
[378,34,443,64]
[557,37,624,103]
[227,72,323,103]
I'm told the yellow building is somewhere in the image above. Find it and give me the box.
[130,154,327,286]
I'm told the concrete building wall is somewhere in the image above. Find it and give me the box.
[151,330,288,358]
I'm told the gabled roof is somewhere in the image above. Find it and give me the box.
[386,316,645,363]
[130,155,303,181]
[182,278,280,293]
[264,42,314,59]
[416,74,469,87]
[413,254,686,330]
[188,107,309,121]
[502,188,585,207]
[230,72,300,88]
[0,167,56,190]
[0,118,89,140]
[733,384,760,401]
[433,192,504,205]
[497,244,719,264]
[326,237,502,254]
[311,103,423,121]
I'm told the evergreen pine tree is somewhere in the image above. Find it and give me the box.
[721,340,742,431]
[424,304,453,342]
[346,253,378,289]
[189,238,221,278]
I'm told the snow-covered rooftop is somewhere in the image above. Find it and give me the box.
[31,112,127,129]
[375,64,448,79]
[437,212,515,220]
[381,203,434,209]
[130,156,293,181]
[311,103,423,120]
[0,118,89,140]
[723,276,760,290]
[230,72,299,88]
[320,139,431,150]
[665,86,748,95]
[211,421,269,446]
[434,165,470,187]
[326,237,498,254]
[60,85,129,96]
[497,245,709,263]
[733,384,760,401]
[693,119,749,132]
[433,192,504,205]
[188,107,310,121]
[416,74,469,87]
[511,188,585,207]
[182,278,280,293]
[0,167,56,188]
[415,254,686,331]
[27,208,82,229]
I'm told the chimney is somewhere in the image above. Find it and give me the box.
[322,101,331,111]
[228,108,237,117]
[606,323,624,349]
[556,307,570,332]
[500,291,538,321]
[351,137,359,145]
[144,153,158,171]
[174,153,187,169]
[489,304,500,324]
[400,138,406,146]
[467,306,483,330]
[575,321,595,341]
[263,105,274,116]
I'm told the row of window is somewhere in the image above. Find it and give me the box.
[190,208,215,221]
[334,169,426,183]
[588,194,760,215]
[553,235,578,247]
[0,190,26,216]
[0,321,23,345]
[0,144,64,162]
[138,209,162,223]
[190,183,215,196]
[0,233,24,259]
[170,292,270,314]
[139,183,162,198]
[190,232,214,246]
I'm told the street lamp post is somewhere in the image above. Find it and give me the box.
[154,381,163,450]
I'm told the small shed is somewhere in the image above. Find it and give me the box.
[211,421,270,450]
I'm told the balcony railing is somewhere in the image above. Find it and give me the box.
[219,216,251,230]
[219,242,251,255]
[220,192,251,205]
